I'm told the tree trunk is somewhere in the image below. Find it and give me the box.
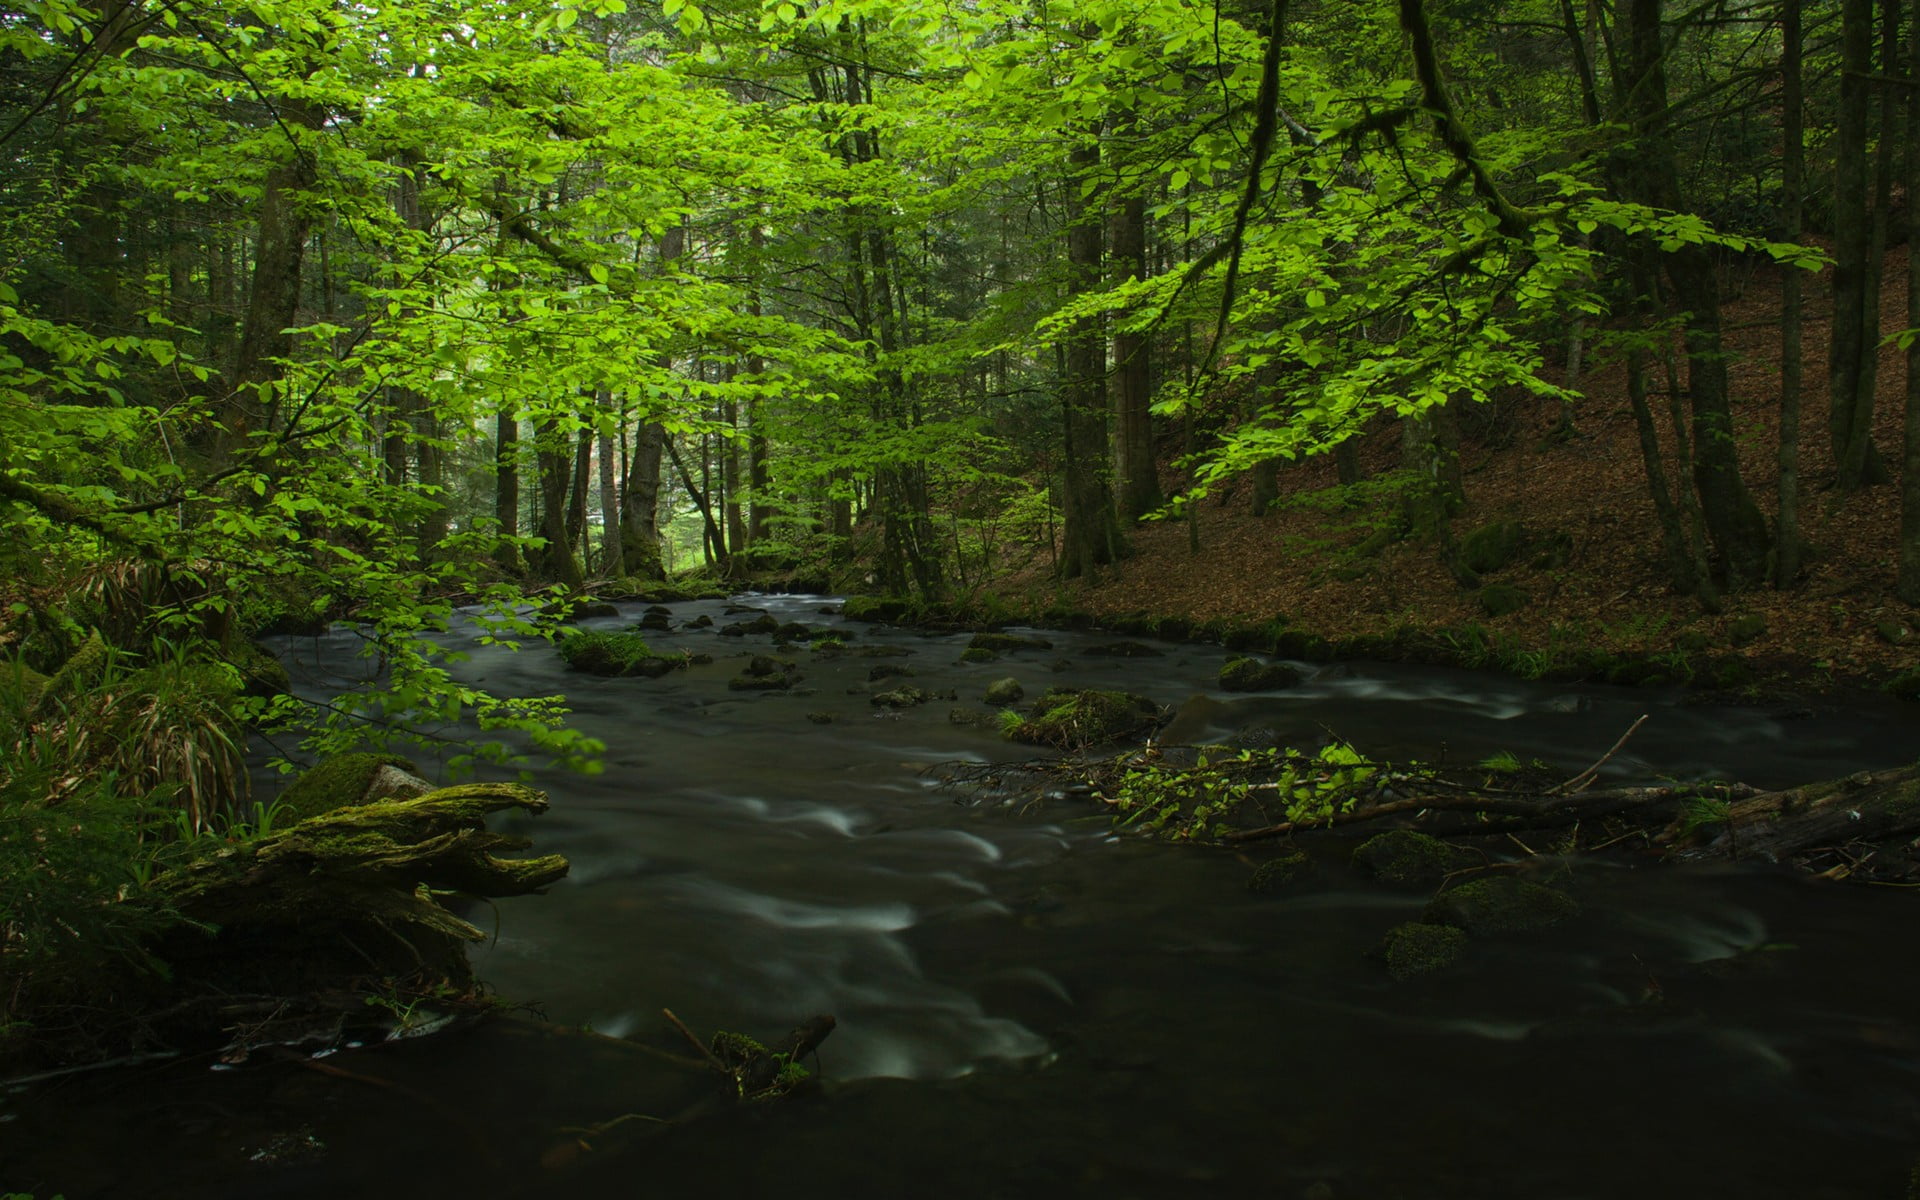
[598,392,622,580]
[536,419,584,591]
[1775,0,1806,587]
[1059,131,1121,579]
[1109,192,1160,521]
[1900,0,1920,603]
[1827,0,1891,489]
[225,99,325,454]
[1619,0,1770,590]
[495,411,524,575]
[622,421,666,581]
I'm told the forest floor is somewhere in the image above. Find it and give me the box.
[996,245,1918,693]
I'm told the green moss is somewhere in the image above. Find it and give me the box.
[1007,688,1161,749]
[969,632,1053,652]
[1459,520,1526,574]
[1727,614,1768,647]
[227,639,291,698]
[1381,922,1468,981]
[1478,583,1530,618]
[276,752,418,823]
[1426,876,1581,936]
[983,677,1024,706]
[841,596,913,623]
[957,646,1000,664]
[1889,668,1920,702]
[710,1030,768,1065]
[557,630,653,675]
[1248,848,1309,894]
[1219,657,1302,692]
[1352,830,1477,884]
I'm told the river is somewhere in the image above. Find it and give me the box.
[5,593,1920,1198]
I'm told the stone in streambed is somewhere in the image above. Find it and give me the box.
[1219,657,1301,692]
[983,677,1025,706]
[1425,876,1581,936]
[968,632,1053,653]
[1352,830,1477,885]
[1247,848,1309,894]
[1380,922,1468,981]
[1083,641,1163,658]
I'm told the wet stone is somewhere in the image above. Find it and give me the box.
[869,664,914,682]
[1352,830,1477,885]
[1380,922,1468,981]
[983,677,1025,706]
[1425,876,1581,936]
[1219,657,1302,692]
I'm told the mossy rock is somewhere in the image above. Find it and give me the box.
[687,614,714,629]
[1426,877,1581,936]
[729,673,794,692]
[227,640,291,698]
[1007,688,1162,749]
[983,677,1025,706]
[1352,830,1477,884]
[276,752,420,823]
[857,645,912,659]
[1875,619,1913,647]
[969,632,1053,653]
[1477,583,1530,618]
[1887,668,1920,702]
[1726,614,1768,647]
[805,711,835,725]
[557,630,655,676]
[840,596,913,623]
[868,664,913,682]
[872,686,936,708]
[720,614,781,637]
[1380,922,1468,981]
[957,647,1000,664]
[1219,657,1302,692]
[1248,848,1309,894]
[1459,520,1526,574]
[1083,640,1163,658]
[637,611,673,631]
[775,622,815,642]
[1526,530,1574,571]
[38,628,111,708]
[1700,653,1755,690]
[2,657,50,710]
[1674,630,1712,653]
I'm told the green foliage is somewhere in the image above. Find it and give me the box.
[1106,742,1381,841]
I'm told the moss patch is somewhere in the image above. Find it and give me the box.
[970,632,1054,653]
[1219,657,1302,692]
[1426,876,1581,936]
[983,677,1025,706]
[1006,688,1162,749]
[841,596,913,622]
[1478,583,1530,618]
[1352,830,1477,884]
[1248,848,1309,894]
[276,752,419,823]
[1459,520,1526,574]
[558,630,654,675]
[1380,922,1468,981]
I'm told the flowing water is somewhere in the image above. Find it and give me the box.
[6,594,1920,1199]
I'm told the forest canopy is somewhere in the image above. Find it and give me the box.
[2,0,1917,769]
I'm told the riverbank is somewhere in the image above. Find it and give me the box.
[759,253,1919,704]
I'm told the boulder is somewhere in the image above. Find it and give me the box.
[968,632,1053,652]
[983,677,1025,706]
[1219,657,1302,692]
[1425,877,1581,936]
[1380,922,1468,981]
[1352,830,1477,884]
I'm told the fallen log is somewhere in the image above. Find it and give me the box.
[153,782,567,996]
[1222,782,1760,844]
[1663,763,1920,868]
